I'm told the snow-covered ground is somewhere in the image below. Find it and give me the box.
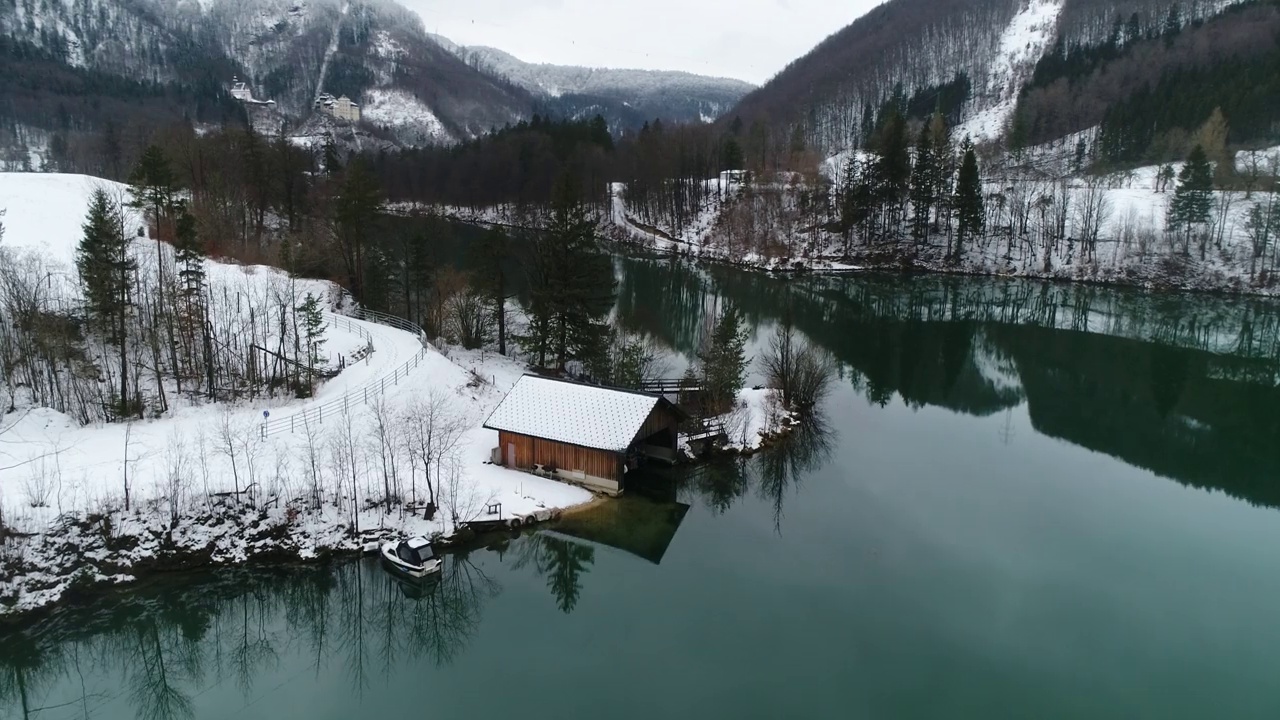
[605,150,1280,293]
[0,173,593,616]
[362,88,452,145]
[956,0,1065,142]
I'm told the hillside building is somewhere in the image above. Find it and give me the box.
[316,93,361,122]
[228,76,275,106]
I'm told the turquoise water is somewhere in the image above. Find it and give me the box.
[4,263,1280,719]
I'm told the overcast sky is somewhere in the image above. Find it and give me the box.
[403,0,884,86]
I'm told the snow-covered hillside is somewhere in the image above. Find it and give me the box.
[0,173,592,615]
[362,88,452,145]
[433,36,754,127]
[956,0,1065,142]
[0,0,529,149]
[607,156,1280,294]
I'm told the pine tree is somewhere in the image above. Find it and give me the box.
[76,189,136,418]
[322,133,342,175]
[953,138,984,261]
[128,145,176,332]
[525,173,615,371]
[698,306,749,413]
[929,113,955,236]
[174,206,204,300]
[720,136,745,171]
[298,293,327,394]
[910,121,936,244]
[128,145,175,240]
[1168,144,1214,251]
[472,226,511,355]
[173,204,208,393]
[333,159,383,303]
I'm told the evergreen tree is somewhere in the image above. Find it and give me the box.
[871,108,910,237]
[173,205,204,299]
[929,112,955,232]
[1168,144,1214,249]
[173,205,211,397]
[322,133,342,175]
[101,121,122,179]
[298,293,327,394]
[472,226,511,356]
[910,121,936,243]
[953,138,984,261]
[720,136,745,171]
[698,305,749,413]
[76,189,136,418]
[333,159,383,303]
[128,144,176,326]
[525,172,615,371]
[128,145,175,239]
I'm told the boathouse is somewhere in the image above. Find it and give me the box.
[483,375,686,495]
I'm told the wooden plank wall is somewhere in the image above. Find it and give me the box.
[498,431,623,481]
[634,405,680,449]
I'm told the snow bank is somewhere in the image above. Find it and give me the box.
[0,173,595,616]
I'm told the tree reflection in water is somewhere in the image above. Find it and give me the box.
[512,533,596,614]
[0,553,501,719]
[687,410,835,532]
[755,412,834,532]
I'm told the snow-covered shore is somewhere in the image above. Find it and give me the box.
[604,158,1280,296]
[0,173,594,618]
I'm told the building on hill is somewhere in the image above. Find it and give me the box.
[316,93,361,122]
[483,374,687,496]
[229,76,275,106]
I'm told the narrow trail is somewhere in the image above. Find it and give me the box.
[0,313,429,487]
[313,1,349,103]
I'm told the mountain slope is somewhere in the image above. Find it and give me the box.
[0,0,534,150]
[435,37,754,130]
[728,0,1253,155]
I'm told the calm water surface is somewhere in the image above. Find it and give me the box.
[4,258,1280,719]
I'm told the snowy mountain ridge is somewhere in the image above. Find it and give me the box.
[433,36,755,128]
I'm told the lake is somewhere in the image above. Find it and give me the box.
[4,258,1280,719]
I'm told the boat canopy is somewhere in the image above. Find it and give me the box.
[395,539,436,566]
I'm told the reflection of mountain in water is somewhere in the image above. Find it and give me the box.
[613,257,1280,511]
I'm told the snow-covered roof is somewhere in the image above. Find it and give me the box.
[483,375,667,452]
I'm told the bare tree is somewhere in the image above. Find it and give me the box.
[327,405,364,535]
[161,429,190,529]
[1073,176,1112,265]
[759,319,835,413]
[403,390,470,518]
[367,394,401,506]
[215,409,244,505]
[440,464,492,532]
[298,413,325,509]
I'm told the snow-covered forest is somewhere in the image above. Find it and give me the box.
[0,170,608,615]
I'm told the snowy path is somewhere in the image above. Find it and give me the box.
[0,312,427,499]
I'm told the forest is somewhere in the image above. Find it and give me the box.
[1013,0,1280,155]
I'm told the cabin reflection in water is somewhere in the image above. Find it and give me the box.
[553,493,692,565]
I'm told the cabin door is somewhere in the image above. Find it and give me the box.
[506,443,516,468]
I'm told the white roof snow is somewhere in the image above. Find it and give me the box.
[484,375,663,452]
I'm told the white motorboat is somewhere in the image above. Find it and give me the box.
[380,536,443,578]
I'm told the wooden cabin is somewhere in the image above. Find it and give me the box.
[483,375,686,495]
